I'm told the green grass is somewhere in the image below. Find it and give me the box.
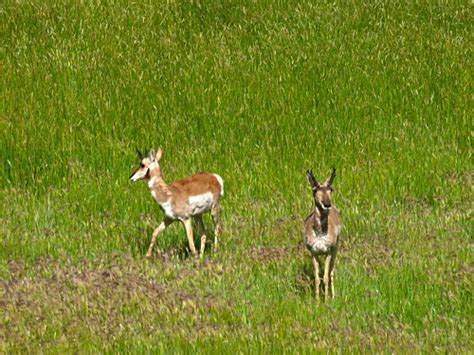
[1,0,472,352]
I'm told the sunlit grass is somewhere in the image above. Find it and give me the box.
[1,0,472,352]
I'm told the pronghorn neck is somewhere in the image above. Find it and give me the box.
[312,205,329,231]
[147,164,170,201]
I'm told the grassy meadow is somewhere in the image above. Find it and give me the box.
[1,0,472,352]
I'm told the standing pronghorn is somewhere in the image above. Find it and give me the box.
[129,147,223,258]
[303,168,341,303]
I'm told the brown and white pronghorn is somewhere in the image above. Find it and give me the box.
[129,147,223,258]
[303,168,341,303]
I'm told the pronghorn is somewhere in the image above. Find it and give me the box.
[303,168,341,303]
[129,147,223,258]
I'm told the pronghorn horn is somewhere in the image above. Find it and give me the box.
[326,168,336,186]
[306,169,320,189]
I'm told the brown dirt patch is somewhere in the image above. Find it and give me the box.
[248,243,306,264]
[1,255,232,347]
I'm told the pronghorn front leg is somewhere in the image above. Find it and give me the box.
[183,219,198,257]
[324,254,333,303]
[146,217,173,258]
[211,204,220,250]
[312,256,321,302]
[195,215,207,258]
[330,252,336,300]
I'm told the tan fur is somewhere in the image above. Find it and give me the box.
[130,148,223,258]
[303,169,341,303]
[161,172,222,218]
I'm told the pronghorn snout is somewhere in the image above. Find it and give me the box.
[322,196,331,209]
[129,167,148,182]
[129,169,139,182]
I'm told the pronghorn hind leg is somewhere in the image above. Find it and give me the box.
[312,256,321,303]
[324,254,332,303]
[146,218,173,258]
[195,215,207,258]
[211,204,220,250]
[183,218,198,257]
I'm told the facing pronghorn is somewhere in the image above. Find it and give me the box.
[303,168,341,303]
[130,147,223,258]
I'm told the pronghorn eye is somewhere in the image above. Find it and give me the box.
[140,163,145,168]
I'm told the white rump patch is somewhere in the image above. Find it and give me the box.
[188,192,213,215]
[213,174,224,196]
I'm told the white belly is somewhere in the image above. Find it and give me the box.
[188,192,213,215]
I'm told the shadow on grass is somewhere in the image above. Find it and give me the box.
[130,223,217,262]
[294,260,330,300]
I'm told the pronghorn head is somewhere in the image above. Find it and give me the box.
[306,168,336,212]
[129,147,162,182]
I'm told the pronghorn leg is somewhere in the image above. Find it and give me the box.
[330,253,336,299]
[312,256,321,302]
[211,204,220,250]
[324,254,332,303]
[183,218,198,257]
[146,218,173,258]
[195,215,207,258]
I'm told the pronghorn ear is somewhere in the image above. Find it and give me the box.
[149,148,155,162]
[306,170,319,190]
[155,147,163,162]
[326,168,336,186]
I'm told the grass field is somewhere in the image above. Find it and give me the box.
[1,0,472,352]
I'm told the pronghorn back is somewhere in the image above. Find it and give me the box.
[169,172,223,199]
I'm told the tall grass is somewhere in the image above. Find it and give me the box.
[1,0,472,352]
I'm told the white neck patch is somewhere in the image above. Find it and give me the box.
[148,176,156,189]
